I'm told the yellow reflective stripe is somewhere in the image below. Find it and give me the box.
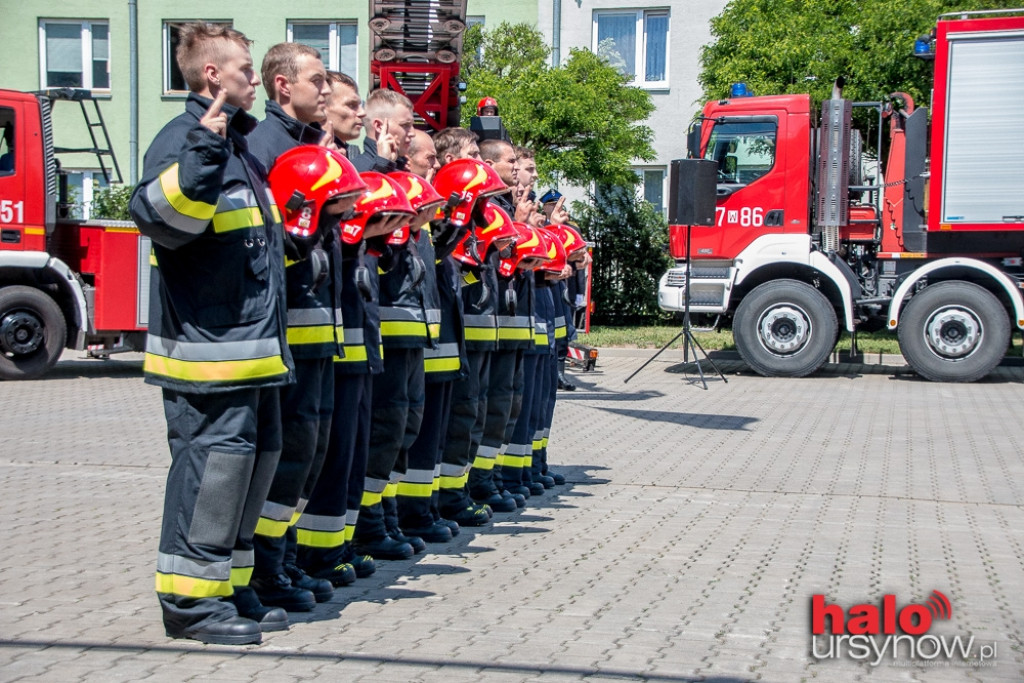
[463,271,479,285]
[287,325,336,346]
[532,439,543,450]
[270,205,282,223]
[542,437,549,448]
[524,454,533,466]
[554,328,568,339]
[424,356,461,373]
[361,490,382,507]
[144,353,288,382]
[428,323,441,338]
[155,572,232,598]
[397,481,434,497]
[439,473,469,489]
[499,327,533,340]
[472,455,496,470]
[255,517,289,538]
[231,566,253,587]
[149,252,158,266]
[383,482,398,497]
[464,328,498,341]
[159,164,217,221]
[335,345,369,363]
[297,528,346,549]
[496,454,525,468]
[380,320,428,337]
[213,207,262,233]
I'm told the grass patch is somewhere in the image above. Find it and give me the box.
[578,325,1024,356]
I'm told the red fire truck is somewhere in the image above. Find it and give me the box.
[658,9,1024,382]
[0,88,148,380]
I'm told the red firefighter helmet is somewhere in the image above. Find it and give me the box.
[268,145,366,239]
[432,158,507,227]
[451,201,518,266]
[477,96,499,116]
[498,222,550,277]
[536,227,568,274]
[552,223,588,259]
[338,171,415,245]
[388,171,444,213]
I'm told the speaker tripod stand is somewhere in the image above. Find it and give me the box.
[624,222,727,389]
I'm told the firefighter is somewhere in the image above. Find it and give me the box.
[406,129,440,182]
[246,42,349,614]
[351,170,436,560]
[477,96,499,117]
[295,172,414,577]
[129,23,292,645]
[323,71,365,157]
[350,89,414,173]
[434,159,509,526]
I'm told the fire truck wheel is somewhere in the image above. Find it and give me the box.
[733,279,838,378]
[897,281,1009,383]
[0,286,67,381]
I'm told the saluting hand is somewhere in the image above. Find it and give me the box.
[320,120,338,150]
[199,90,229,138]
[377,120,399,162]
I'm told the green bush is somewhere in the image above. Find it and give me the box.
[573,185,673,325]
[91,184,134,221]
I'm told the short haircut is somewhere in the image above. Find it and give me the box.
[261,42,323,99]
[175,23,252,93]
[515,145,535,161]
[434,127,477,162]
[407,129,432,157]
[327,71,358,91]
[365,88,413,122]
[479,138,513,163]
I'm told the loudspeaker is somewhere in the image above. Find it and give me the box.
[668,158,717,226]
[469,115,511,143]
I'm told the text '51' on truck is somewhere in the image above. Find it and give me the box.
[659,9,1024,382]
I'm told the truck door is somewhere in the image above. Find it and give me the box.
[691,112,803,258]
[0,104,29,252]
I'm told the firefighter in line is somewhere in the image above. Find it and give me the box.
[350,89,414,173]
[244,42,345,615]
[292,71,381,586]
[130,22,293,645]
[465,138,529,512]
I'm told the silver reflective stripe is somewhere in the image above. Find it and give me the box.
[219,187,259,211]
[426,308,441,324]
[498,316,531,328]
[535,322,548,332]
[232,549,254,568]
[260,499,294,522]
[341,327,365,345]
[504,443,532,456]
[345,509,359,525]
[146,335,282,361]
[464,314,496,327]
[476,445,499,458]
[157,552,231,580]
[424,342,459,359]
[146,174,209,236]
[379,307,425,321]
[439,463,465,477]
[403,468,435,485]
[287,307,333,327]
[554,316,566,327]
[296,513,346,533]
[362,478,388,493]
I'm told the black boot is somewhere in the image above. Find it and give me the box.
[230,586,289,632]
[383,495,426,554]
[354,501,415,560]
[250,573,317,612]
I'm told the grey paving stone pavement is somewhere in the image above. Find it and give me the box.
[1,349,1022,682]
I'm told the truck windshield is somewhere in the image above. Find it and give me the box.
[0,109,13,176]
[704,119,776,186]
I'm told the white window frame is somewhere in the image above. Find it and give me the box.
[635,165,668,216]
[592,9,669,89]
[38,19,110,92]
[287,21,359,76]
[163,21,233,95]
[65,169,109,220]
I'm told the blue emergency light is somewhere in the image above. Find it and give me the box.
[730,82,752,97]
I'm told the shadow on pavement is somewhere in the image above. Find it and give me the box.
[0,640,755,681]
[590,406,758,431]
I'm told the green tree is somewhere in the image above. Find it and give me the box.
[573,187,673,325]
[700,0,1011,107]
[461,22,655,186]
[90,184,133,220]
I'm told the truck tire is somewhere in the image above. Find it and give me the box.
[897,281,1009,383]
[733,279,838,377]
[0,285,67,380]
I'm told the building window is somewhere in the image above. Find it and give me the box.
[636,167,666,214]
[593,9,669,88]
[39,20,110,90]
[288,22,358,77]
[163,21,232,94]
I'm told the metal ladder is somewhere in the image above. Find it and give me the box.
[37,88,123,185]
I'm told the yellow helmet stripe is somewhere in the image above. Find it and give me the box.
[310,152,343,193]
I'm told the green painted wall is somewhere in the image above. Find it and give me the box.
[0,1,537,183]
